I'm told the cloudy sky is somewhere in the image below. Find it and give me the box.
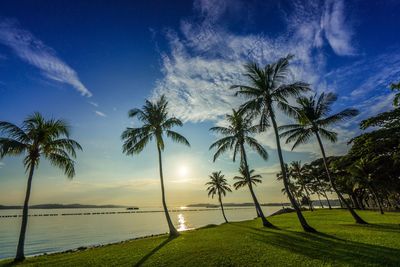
[0,0,399,207]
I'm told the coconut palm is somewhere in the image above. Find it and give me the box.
[0,113,82,262]
[209,109,274,228]
[279,92,367,224]
[205,171,232,223]
[233,166,263,217]
[233,166,262,189]
[231,55,315,232]
[121,95,190,237]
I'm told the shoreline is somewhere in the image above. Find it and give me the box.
[0,207,299,260]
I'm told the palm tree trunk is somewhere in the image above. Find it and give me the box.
[350,192,360,209]
[304,187,313,211]
[15,164,35,262]
[157,145,179,237]
[369,185,384,215]
[315,176,332,209]
[240,143,275,228]
[218,193,228,223]
[317,193,324,208]
[338,197,344,208]
[270,110,315,232]
[314,131,367,224]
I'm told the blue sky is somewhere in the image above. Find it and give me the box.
[0,0,399,206]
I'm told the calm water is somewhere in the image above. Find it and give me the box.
[0,206,281,259]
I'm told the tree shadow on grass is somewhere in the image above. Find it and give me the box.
[231,224,400,266]
[133,236,177,267]
[342,223,400,233]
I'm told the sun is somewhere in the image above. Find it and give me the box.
[177,165,189,178]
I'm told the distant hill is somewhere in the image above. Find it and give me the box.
[0,204,131,210]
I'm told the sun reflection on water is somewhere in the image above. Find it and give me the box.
[177,213,190,232]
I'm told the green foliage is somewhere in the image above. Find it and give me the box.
[3,210,400,266]
[205,171,232,198]
[279,92,359,150]
[231,55,310,130]
[233,166,262,190]
[209,109,267,162]
[390,81,400,107]
[121,95,190,154]
[0,112,81,178]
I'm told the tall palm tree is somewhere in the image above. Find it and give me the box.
[231,55,315,232]
[279,92,367,224]
[205,171,232,223]
[121,95,190,237]
[290,161,313,211]
[0,113,82,262]
[209,109,275,228]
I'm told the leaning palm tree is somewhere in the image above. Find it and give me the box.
[205,171,232,223]
[121,95,190,237]
[279,92,367,224]
[209,109,275,228]
[0,112,82,262]
[233,166,264,217]
[231,55,315,232]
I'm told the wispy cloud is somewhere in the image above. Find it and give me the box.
[152,0,356,124]
[0,161,5,168]
[95,111,107,117]
[0,18,92,97]
[150,0,373,156]
[89,101,99,107]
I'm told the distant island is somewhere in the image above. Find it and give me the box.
[0,204,136,210]
[187,199,341,208]
[186,202,290,208]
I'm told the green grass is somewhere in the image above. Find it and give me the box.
[1,209,400,266]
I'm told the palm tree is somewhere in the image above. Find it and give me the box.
[290,161,313,211]
[307,164,332,209]
[277,168,302,206]
[231,55,315,232]
[121,95,190,237]
[279,92,367,224]
[205,171,232,223]
[209,109,275,228]
[233,166,262,189]
[233,166,263,217]
[0,113,82,262]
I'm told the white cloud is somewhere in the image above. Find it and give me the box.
[0,161,4,168]
[152,0,357,124]
[95,111,107,117]
[150,0,362,157]
[0,18,92,97]
[89,101,99,107]
[288,0,355,56]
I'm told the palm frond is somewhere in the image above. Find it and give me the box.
[245,137,268,160]
[166,130,190,147]
[0,138,28,157]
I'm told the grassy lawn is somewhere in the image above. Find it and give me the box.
[1,209,400,266]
